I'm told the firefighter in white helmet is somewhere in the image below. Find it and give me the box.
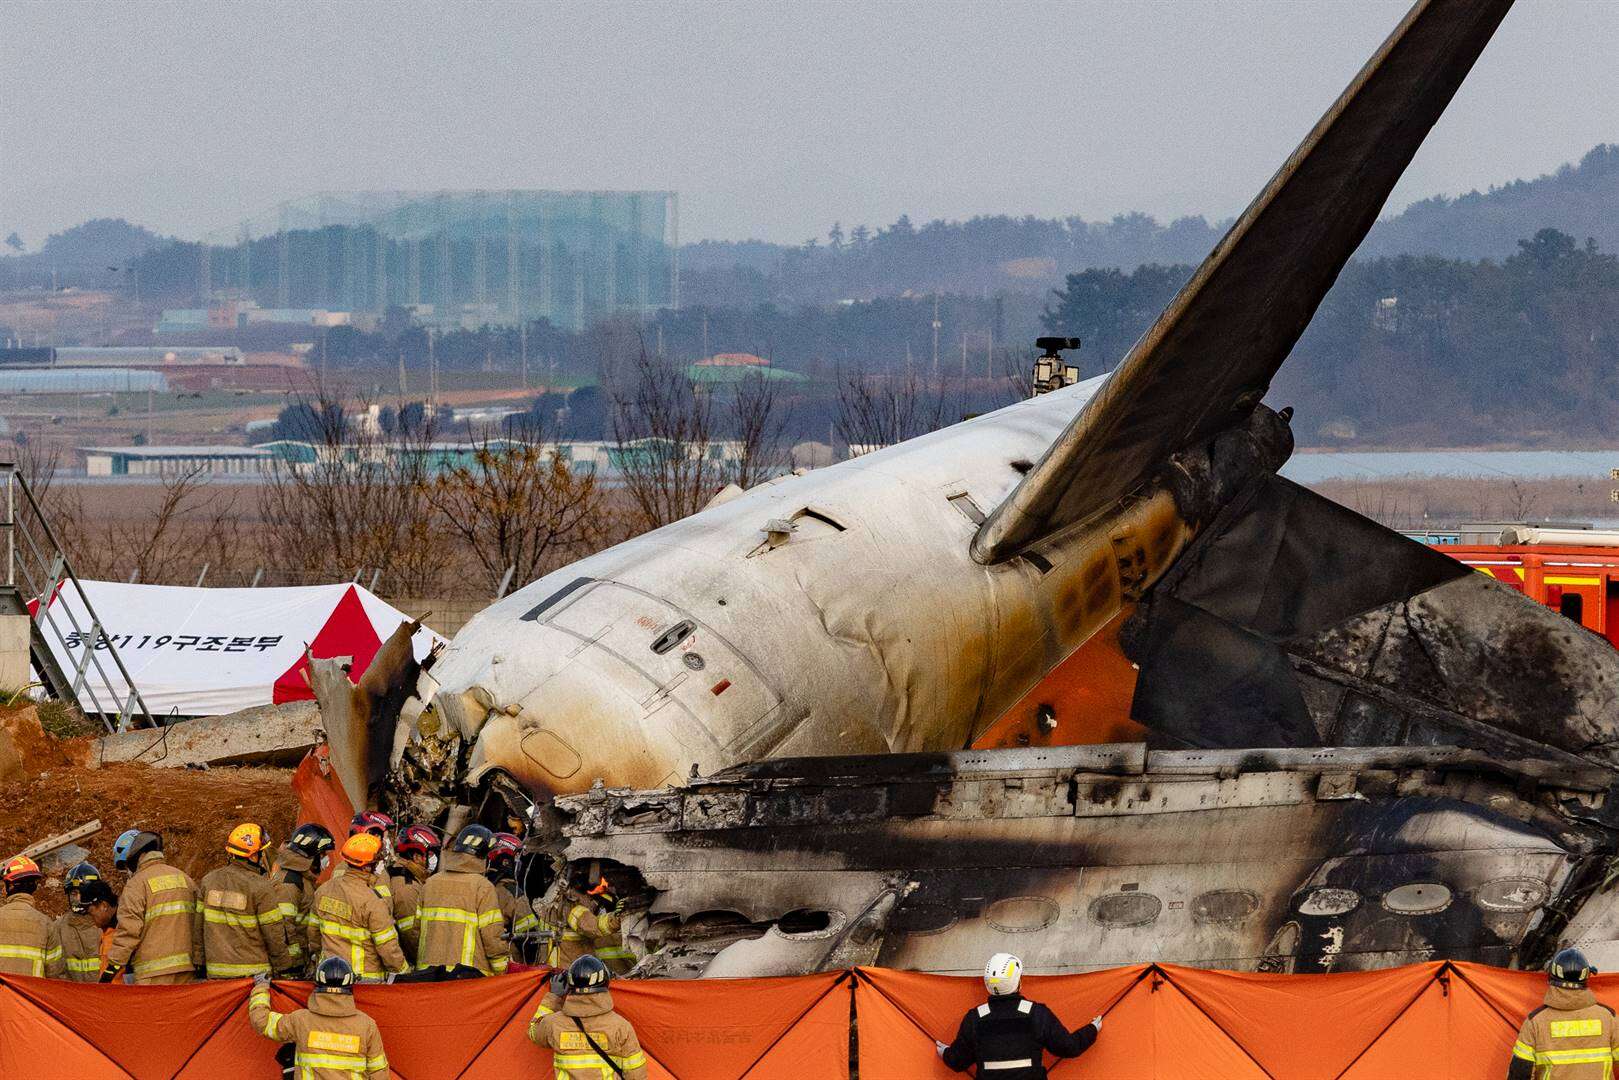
[938,953,1100,1079]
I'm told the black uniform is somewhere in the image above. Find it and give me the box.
[941,994,1097,1079]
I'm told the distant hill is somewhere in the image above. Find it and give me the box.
[1362,144,1619,261]
[0,218,170,289]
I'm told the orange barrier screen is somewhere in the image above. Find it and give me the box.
[0,961,1594,1078]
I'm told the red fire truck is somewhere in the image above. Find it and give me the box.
[1433,527,1619,646]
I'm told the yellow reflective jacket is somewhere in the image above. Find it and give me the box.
[250,984,389,1079]
[559,895,632,974]
[415,851,510,974]
[529,989,648,1080]
[311,866,407,979]
[387,859,428,965]
[1512,985,1619,1080]
[267,846,320,975]
[106,850,202,982]
[55,910,101,982]
[200,857,298,978]
[0,892,65,979]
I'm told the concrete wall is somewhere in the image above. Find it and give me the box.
[384,596,490,638]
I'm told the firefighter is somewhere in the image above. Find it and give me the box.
[488,832,541,944]
[557,865,634,975]
[310,833,408,982]
[388,825,441,965]
[0,855,65,979]
[57,862,111,982]
[1509,947,1619,1079]
[268,822,334,977]
[102,830,203,984]
[527,955,648,1079]
[415,824,510,977]
[199,823,300,979]
[939,953,1100,1080]
[249,957,389,1079]
[331,812,396,893]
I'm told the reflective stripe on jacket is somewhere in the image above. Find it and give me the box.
[560,900,631,974]
[105,851,202,982]
[56,911,101,981]
[249,984,389,1079]
[415,851,510,975]
[311,866,407,979]
[0,892,65,978]
[200,858,298,978]
[388,860,428,966]
[528,989,648,1080]
[1511,986,1619,1080]
[267,847,318,974]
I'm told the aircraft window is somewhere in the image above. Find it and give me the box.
[889,900,957,936]
[1560,593,1585,623]
[650,620,696,655]
[989,895,1061,932]
[1296,888,1360,917]
[1382,882,1451,915]
[520,577,593,622]
[1088,893,1160,929]
[1191,889,1260,925]
[777,909,834,935]
[1474,877,1547,913]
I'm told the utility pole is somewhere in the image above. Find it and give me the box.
[961,335,968,378]
[520,321,529,390]
[701,310,709,361]
[931,295,940,378]
[146,387,153,446]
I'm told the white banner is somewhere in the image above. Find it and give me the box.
[39,581,442,718]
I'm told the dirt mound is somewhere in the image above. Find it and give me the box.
[0,761,299,917]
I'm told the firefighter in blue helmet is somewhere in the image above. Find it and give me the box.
[939,953,1100,1080]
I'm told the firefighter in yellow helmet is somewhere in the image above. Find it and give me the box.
[311,833,408,982]
[198,823,300,979]
[1509,947,1619,1079]
[0,856,65,979]
[415,824,510,977]
[250,957,388,1079]
[528,955,648,1080]
[103,830,203,984]
[556,864,635,975]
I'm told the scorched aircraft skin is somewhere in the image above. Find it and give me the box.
[354,0,1619,977]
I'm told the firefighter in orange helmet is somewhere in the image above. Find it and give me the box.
[310,833,408,982]
[0,856,65,979]
[199,823,300,979]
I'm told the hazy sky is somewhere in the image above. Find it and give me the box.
[2,1,1615,248]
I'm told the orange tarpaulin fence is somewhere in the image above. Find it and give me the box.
[0,961,1589,1079]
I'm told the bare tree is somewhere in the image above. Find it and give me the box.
[258,392,451,594]
[726,370,791,489]
[10,438,85,558]
[425,418,605,595]
[834,367,955,454]
[611,349,725,529]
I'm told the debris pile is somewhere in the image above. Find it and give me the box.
[0,705,298,916]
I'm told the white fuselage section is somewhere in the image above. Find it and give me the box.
[430,374,1192,797]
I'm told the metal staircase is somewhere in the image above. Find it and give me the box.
[0,460,153,731]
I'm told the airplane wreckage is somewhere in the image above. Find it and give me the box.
[314,0,1619,978]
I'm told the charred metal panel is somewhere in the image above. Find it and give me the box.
[551,744,1618,978]
[1126,475,1619,765]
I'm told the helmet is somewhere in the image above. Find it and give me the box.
[396,825,442,863]
[488,832,521,874]
[1551,947,1596,989]
[115,830,162,871]
[226,823,269,863]
[984,953,1022,997]
[340,832,384,869]
[349,810,395,838]
[65,861,103,892]
[314,956,355,994]
[566,954,611,995]
[451,824,494,859]
[112,828,141,871]
[2,855,43,887]
[287,823,335,863]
